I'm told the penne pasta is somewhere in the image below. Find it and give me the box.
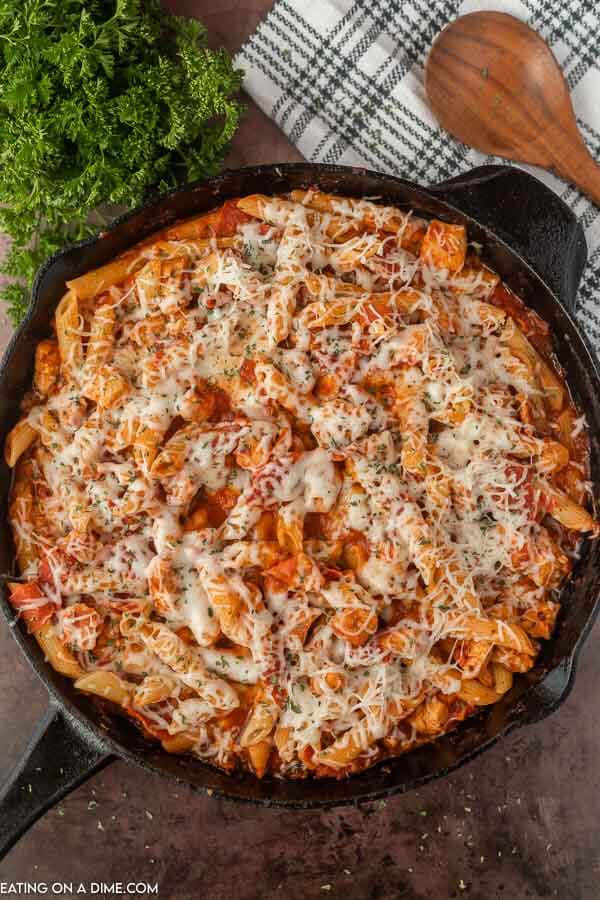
[536,479,599,534]
[238,193,358,242]
[393,369,428,475]
[239,696,279,748]
[316,718,382,769]
[5,189,596,783]
[83,303,116,380]
[35,624,84,679]
[458,678,502,706]
[75,671,134,706]
[161,734,197,753]
[290,189,409,234]
[491,662,514,695]
[67,251,145,300]
[420,220,467,274]
[501,318,565,412]
[164,209,222,241]
[55,290,83,373]
[246,739,272,779]
[9,459,38,572]
[34,339,61,395]
[447,615,535,654]
[4,418,37,467]
[409,696,450,735]
[83,364,129,410]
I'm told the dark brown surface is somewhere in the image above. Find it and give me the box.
[1,3,599,897]
[425,11,600,206]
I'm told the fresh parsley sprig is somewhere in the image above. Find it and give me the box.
[0,0,244,323]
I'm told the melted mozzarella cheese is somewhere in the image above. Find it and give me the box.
[12,191,588,782]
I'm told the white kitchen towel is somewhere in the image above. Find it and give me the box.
[237,0,600,348]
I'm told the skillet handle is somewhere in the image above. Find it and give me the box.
[518,658,576,725]
[0,701,112,859]
[429,164,587,312]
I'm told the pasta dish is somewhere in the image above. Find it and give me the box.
[4,190,598,779]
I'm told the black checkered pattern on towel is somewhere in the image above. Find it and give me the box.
[237,0,600,348]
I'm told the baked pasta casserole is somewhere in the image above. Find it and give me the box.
[4,190,598,779]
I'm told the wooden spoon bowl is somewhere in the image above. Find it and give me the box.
[425,11,600,205]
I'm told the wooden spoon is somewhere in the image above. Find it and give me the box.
[425,11,600,206]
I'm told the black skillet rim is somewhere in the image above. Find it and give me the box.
[1,162,599,809]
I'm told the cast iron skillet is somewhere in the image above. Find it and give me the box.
[1,163,599,857]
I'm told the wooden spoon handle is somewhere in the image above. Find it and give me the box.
[554,145,600,207]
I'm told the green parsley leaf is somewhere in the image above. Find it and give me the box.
[0,0,244,323]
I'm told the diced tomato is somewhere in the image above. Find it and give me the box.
[9,582,54,633]
[271,684,287,708]
[490,464,536,516]
[38,549,72,587]
[303,512,323,540]
[239,358,257,384]
[511,464,536,514]
[318,564,343,581]
[216,200,253,236]
[504,463,529,485]
[210,388,231,420]
[38,556,53,585]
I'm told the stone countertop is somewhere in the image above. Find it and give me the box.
[0,2,598,897]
